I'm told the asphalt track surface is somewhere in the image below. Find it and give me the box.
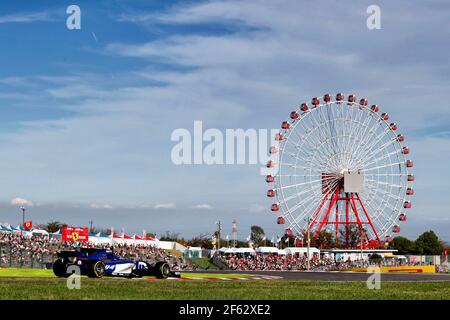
[189,270,450,282]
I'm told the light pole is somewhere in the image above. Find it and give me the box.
[305,215,312,272]
[20,206,26,225]
[307,230,311,272]
[360,237,363,261]
[216,220,222,249]
[360,229,366,261]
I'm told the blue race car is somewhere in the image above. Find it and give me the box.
[52,248,180,279]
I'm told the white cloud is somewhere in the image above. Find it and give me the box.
[154,203,176,209]
[0,11,54,24]
[46,84,108,99]
[191,204,213,210]
[0,77,34,86]
[10,197,34,207]
[116,0,289,28]
[248,203,267,214]
[89,203,114,209]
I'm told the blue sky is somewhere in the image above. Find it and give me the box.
[0,0,449,241]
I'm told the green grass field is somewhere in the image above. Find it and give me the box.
[0,268,449,300]
[0,268,248,279]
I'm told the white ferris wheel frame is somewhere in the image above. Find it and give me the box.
[268,94,413,246]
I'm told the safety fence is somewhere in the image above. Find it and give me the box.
[0,244,56,269]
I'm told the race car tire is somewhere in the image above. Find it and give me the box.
[155,261,171,279]
[88,260,105,278]
[53,258,68,278]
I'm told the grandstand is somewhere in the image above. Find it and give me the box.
[0,229,195,271]
[0,223,446,273]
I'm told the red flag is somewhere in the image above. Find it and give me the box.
[23,221,33,230]
[61,226,89,242]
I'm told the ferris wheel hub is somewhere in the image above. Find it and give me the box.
[343,171,364,193]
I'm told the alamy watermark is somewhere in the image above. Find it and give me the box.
[171,121,280,175]
[66,5,81,30]
[367,5,381,30]
[66,265,81,290]
[366,266,381,290]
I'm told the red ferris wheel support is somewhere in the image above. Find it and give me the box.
[305,185,382,248]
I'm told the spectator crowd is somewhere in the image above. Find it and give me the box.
[218,253,365,271]
[0,233,445,273]
[217,252,438,272]
[0,233,196,271]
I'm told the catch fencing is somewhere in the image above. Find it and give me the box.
[0,243,56,269]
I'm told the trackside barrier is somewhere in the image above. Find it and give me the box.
[351,265,436,273]
[0,243,55,269]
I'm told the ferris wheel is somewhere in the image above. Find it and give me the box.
[266,93,414,248]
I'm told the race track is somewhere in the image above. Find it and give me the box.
[188,270,450,282]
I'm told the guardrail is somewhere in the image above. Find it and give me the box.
[351,265,436,273]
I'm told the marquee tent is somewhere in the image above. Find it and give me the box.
[88,233,112,245]
[32,229,49,236]
[184,247,202,258]
[284,247,320,257]
[255,246,281,254]
[234,247,256,254]
[111,233,125,245]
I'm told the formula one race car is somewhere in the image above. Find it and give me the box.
[52,248,180,279]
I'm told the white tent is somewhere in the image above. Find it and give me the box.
[0,224,10,232]
[148,240,163,248]
[123,237,135,245]
[224,248,236,254]
[21,230,33,238]
[155,240,174,250]
[32,229,49,237]
[89,236,112,245]
[112,237,125,245]
[185,247,202,258]
[234,247,256,254]
[134,239,148,246]
[284,247,320,256]
[277,249,286,255]
[255,246,280,254]
[49,230,61,240]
